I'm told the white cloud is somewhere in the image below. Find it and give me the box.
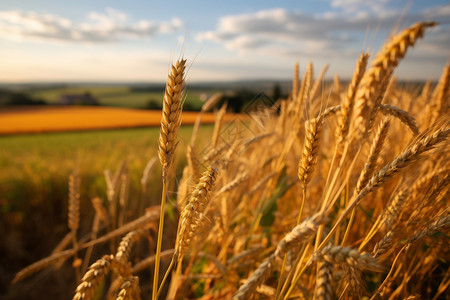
[330,0,391,14]
[0,8,183,43]
[195,6,450,62]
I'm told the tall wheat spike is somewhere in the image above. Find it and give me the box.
[68,171,80,233]
[212,102,227,148]
[355,118,390,194]
[432,64,450,122]
[154,58,187,300]
[298,115,324,185]
[158,59,187,176]
[337,52,369,144]
[68,170,81,281]
[292,62,300,100]
[354,22,436,134]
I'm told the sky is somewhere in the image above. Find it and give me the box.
[0,0,448,83]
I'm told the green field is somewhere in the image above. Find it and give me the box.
[0,125,213,294]
[28,85,206,109]
[0,126,215,211]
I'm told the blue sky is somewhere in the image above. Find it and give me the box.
[0,0,448,83]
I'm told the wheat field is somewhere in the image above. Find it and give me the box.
[10,21,450,299]
[0,106,231,134]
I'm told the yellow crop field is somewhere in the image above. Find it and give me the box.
[0,106,233,134]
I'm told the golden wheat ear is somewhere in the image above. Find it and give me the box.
[158,58,187,176]
[353,22,436,135]
[73,255,115,300]
[174,166,218,264]
[153,57,187,300]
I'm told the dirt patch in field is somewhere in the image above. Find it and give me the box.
[0,106,240,134]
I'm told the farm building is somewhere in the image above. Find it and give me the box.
[58,92,99,105]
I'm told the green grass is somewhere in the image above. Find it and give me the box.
[29,85,205,109]
[0,128,158,226]
[30,86,129,102]
[0,126,212,210]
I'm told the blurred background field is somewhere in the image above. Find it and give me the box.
[0,125,214,298]
[26,85,206,109]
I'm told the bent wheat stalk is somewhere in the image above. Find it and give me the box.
[320,125,450,249]
[313,245,384,272]
[233,214,326,299]
[157,167,218,298]
[378,103,419,135]
[354,22,436,134]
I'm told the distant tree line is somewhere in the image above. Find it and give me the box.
[213,84,286,113]
[0,90,46,105]
[145,83,287,113]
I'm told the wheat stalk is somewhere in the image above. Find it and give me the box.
[91,197,110,227]
[12,249,75,284]
[68,171,80,232]
[432,64,450,123]
[356,127,449,200]
[314,261,333,300]
[68,170,81,281]
[342,264,366,296]
[355,118,390,194]
[333,74,341,100]
[202,92,223,112]
[117,276,141,300]
[365,77,391,136]
[298,114,324,222]
[337,52,369,144]
[380,191,408,230]
[116,230,145,264]
[320,126,450,248]
[158,58,186,175]
[174,167,218,263]
[354,22,436,134]
[298,115,324,185]
[73,255,115,300]
[310,64,329,101]
[378,103,419,135]
[216,172,249,196]
[341,118,391,245]
[407,214,450,245]
[293,61,313,117]
[157,167,218,298]
[186,144,200,178]
[292,62,300,100]
[233,214,326,299]
[373,230,396,258]
[321,105,341,118]
[212,102,227,148]
[141,157,157,189]
[153,58,187,300]
[313,245,384,272]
